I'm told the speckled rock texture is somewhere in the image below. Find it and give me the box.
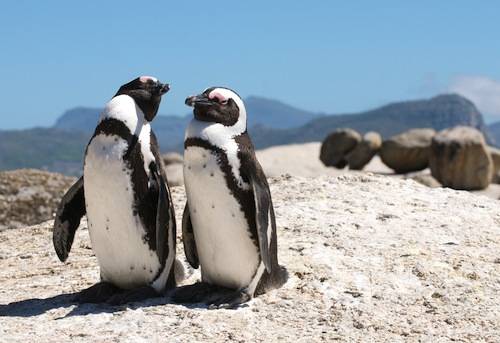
[1,174,499,342]
[0,169,76,231]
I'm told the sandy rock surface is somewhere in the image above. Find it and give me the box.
[1,174,499,342]
[257,142,500,200]
[256,142,392,178]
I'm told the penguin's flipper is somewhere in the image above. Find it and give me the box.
[53,176,86,262]
[245,160,274,273]
[182,202,199,269]
[151,162,175,265]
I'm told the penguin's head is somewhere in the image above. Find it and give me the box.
[185,87,246,128]
[115,76,170,121]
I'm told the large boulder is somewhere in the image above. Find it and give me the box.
[380,128,436,174]
[320,129,361,168]
[429,126,493,190]
[488,146,500,183]
[162,152,183,166]
[165,164,184,187]
[161,152,184,187]
[346,131,382,170]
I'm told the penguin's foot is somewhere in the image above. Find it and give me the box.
[207,290,251,310]
[107,286,160,306]
[171,282,222,304]
[75,282,119,304]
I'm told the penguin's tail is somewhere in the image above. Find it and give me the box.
[276,264,289,287]
[174,258,186,284]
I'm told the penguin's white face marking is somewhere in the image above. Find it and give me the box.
[101,95,146,133]
[185,87,249,189]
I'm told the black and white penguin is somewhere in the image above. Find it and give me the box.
[173,87,287,309]
[53,76,178,304]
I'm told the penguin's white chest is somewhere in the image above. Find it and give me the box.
[184,146,260,290]
[84,135,160,289]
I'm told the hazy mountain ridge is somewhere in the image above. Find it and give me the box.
[0,128,88,175]
[0,93,495,175]
[250,94,494,148]
[52,96,320,153]
[54,107,103,132]
[488,121,500,144]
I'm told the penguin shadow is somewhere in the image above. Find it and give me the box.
[0,284,251,318]
[0,292,77,318]
[0,292,174,318]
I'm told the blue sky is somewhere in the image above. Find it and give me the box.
[1,1,500,129]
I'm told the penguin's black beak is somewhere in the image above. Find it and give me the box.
[185,94,212,107]
[158,83,170,95]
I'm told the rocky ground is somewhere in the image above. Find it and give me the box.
[0,143,390,231]
[2,142,496,231]
[1,174,499,342]
[0,169,76,231]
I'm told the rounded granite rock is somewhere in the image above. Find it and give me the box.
[346,131,382,170]
[320,128,362,168]
[429,126,493,190]
[380,128,436,174]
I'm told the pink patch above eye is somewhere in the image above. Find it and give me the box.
[208,91,227,102]
[139,76,157,83]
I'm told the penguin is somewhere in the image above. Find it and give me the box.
[173,87,287,309]
[53,76,178,305]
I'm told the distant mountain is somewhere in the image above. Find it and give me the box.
[54,107,102,132]
[488,121,500,145]
[244,96,320,129]
[250,94,494,148]
[0,93,493,175]
[0,128,88,175]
